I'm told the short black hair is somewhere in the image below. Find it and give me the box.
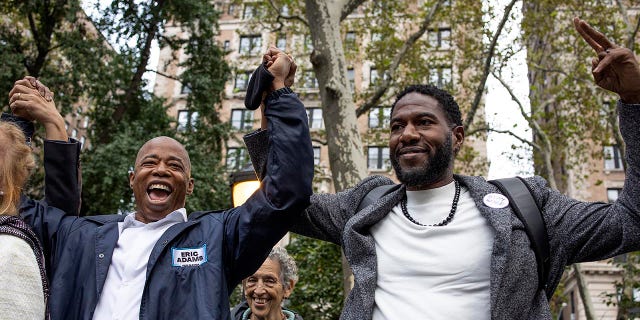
[391,84,463,127]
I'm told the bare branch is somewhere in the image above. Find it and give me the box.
[340,0,367,22]
[311,137,327,145]
[464,0,518,129]
[467,126,539,150]
[615,0,634,50]
[529,64,593,86]
[631,17,640,52]
[150,69,182,82]
[266,0,309,27]
[355,0,446,117]
[491,71,531,123]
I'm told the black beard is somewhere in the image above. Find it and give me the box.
[391,133,454,188]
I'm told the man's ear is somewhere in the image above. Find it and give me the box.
[128,170,135,189]
[186,178,195,195]
[452,125,464,154]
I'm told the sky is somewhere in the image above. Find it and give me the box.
[484,0,534,179]
[81,0,534,179]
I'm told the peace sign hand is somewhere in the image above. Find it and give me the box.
[574,17,640,103]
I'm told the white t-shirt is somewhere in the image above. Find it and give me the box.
[371,182,495,319]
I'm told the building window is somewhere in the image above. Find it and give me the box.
[234,71,252,91]
[180,83,192,95]
[428,28,451,49]
[239,35,262,55]
[429,66,452,88]
[243,3,260,19]
[226,147,249,171]
[368,146,390,170]
[345,31,356,50]
[276,35,287,50]
[231,109,254,130]
[177,110,199,131]
[306,108,323,129]
[347,68,355,90]
[80,136,86,149]
[607,188,621,203]
[302,70,318,89]
[223,40,230,51]
[71,128,78,139]
[313,147,321,165]
[82,116,89,129]
[369,107,391,129]
[228,3,238,16]
[604,145,623,170]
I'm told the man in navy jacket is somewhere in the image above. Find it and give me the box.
[19,48,313,319]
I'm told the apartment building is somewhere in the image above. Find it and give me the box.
[153,0,488,195]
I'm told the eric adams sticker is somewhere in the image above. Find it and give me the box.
[172,245,207,267]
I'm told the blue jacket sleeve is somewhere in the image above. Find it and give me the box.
[43,139,81,216]
[224,89,314,285]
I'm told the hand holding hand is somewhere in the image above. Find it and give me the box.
[8,77,67,141]
[574,17,640,103]
[263,46,296,91]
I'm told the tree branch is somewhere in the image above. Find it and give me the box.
[463,0,518,129]
[340,0,366,22]
[311,137,327,145]
[491,71,532,123]
[150,69,182,82]
[111,0,166,127]
[266,0,309,27]
[467,126,539,150]
[355,0,445,117]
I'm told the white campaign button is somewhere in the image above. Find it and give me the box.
[483,193,509,208]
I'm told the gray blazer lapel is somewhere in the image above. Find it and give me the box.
[457,175,513,311]
[341,185,405,317]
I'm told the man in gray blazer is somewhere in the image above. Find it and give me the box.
[249,18,640,319]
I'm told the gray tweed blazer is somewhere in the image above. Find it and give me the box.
[249,101,640,319]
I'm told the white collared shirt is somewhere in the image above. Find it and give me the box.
[92,209,187,320]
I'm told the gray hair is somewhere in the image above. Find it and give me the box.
[268,246,298,290]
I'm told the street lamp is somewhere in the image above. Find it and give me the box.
[229,164,260,207]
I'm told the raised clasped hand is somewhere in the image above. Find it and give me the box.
[8,77,58,123]
[263,46,296,89]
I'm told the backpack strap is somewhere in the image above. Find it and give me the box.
[356,184,400,213]
[489,177,550,295]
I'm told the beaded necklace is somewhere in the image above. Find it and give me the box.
[400,179,460,227]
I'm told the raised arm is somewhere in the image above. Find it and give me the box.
[574,17,640,103]
[226,48,314,285]
[9,77,81,215]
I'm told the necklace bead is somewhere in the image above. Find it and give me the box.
[400,179,461,227]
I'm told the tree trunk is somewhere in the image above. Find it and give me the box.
[304,0,367,298]
[305,0,367,192]
[573,263,596,320]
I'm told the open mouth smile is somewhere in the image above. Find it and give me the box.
[147,183,173,202]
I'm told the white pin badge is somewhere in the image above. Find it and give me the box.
[483,193,509,208]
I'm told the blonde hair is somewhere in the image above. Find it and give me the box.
[0,122,35,215]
